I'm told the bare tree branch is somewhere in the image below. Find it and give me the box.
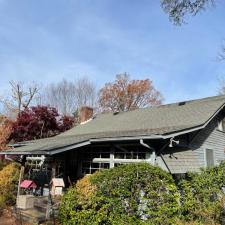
[41,77,96,115]
[0,81,40,118]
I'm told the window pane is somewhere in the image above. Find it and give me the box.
[125,153,132,159]
[91,163,100,168]
[100,163,110,169]
[138,153,146,159]
[206,149,214,167]
[101,153,110,158]
[114,153,125,159]
[92,152,101,158]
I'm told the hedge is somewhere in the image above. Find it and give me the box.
[59,163,180,225]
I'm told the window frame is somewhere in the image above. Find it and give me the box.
[218,118,225,132]
[79,147,152,176]
[204,147,215,168]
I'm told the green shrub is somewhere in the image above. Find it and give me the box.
[178,162,225,224]
[0,160,7,171]
[59,163,180,225]
[0,162,20,212]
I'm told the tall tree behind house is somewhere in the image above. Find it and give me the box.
[41,77,97,116]
[98,73,163,112]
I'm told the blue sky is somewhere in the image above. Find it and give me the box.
[0,0,225,103]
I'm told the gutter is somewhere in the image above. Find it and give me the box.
[140,139,156,165]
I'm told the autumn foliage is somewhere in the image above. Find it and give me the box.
[75,175,97,202]
[0,163,20,210]
[98,73,163,112]
[0,116,12,150]
[10,105,74,142]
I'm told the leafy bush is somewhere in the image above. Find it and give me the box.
[59,163,180,225]
[0,162,20,212]
[178,162,225,224]
[0,160,7,171]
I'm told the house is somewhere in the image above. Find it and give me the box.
[1,95,225,185]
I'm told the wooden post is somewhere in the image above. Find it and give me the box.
[17,166,24,198]
[52,160,56,178]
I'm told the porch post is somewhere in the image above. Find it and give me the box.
[110,146,114,168]
[17,166,24,197]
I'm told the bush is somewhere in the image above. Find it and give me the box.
[178,162,225,224]
[0,160,7,171]
[0,162,20,212]
[59,163,180,225]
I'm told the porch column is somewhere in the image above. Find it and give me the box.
[109,146,114,168]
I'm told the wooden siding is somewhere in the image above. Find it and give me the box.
[190,115,225,168]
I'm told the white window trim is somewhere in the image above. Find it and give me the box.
[79,148,154,175]
[218,121,223,131]
[204,147,215,168]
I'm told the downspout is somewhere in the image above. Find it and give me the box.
[140,139,172,173]
[158,140,177,174]
[160,154,171,173]
[140,139,156,165]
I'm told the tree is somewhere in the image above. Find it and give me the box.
[161,0,215,25]
[160,0,225,59]
[98,73,163,112]
[74,77,96,110]
[0,81,40,118]
[42,79,75,116]
[42,77,96,115]
[0,163,20,211]
[0,116,12,150]
[9,106,74,142]
[217,77,225,94]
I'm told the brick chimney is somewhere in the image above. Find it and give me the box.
[79,106,93,124]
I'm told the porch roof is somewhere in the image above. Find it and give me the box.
[2,95,225,155]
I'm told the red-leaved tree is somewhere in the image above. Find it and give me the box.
[10,106,74,142]
[98,73,163,112]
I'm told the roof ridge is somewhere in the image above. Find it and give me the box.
[138,94,225,110]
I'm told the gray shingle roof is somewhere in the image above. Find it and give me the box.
[3,95,225,154]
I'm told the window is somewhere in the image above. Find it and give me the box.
[80,146,150,175]
[218,118,225,131]
[114,150,147,160]
[81,162,110,174]
[205,149,214,167]
[81,149,110,159]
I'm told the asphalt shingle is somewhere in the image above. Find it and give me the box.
[3,95,225,154]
